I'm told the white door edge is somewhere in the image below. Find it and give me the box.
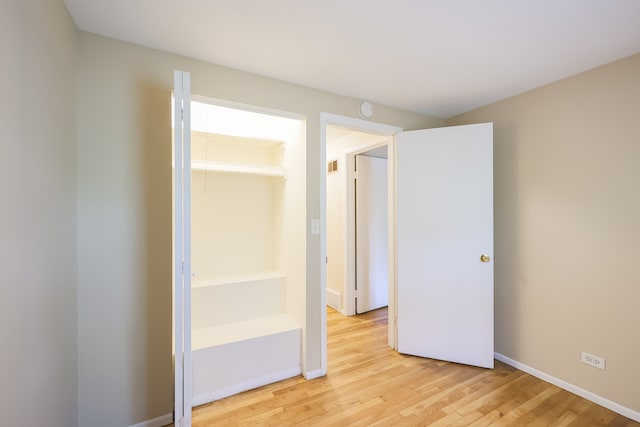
[173,70,192,427]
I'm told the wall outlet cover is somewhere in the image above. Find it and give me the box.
[581,352,606,370]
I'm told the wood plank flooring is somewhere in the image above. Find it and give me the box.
[187,307,638,426]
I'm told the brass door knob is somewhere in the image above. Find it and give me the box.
[480,254,491,263]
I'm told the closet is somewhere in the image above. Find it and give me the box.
[174,98,306,407]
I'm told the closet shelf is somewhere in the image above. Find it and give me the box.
[192,271,286,288]
[191,160,286,178]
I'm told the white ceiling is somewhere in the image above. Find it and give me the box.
[63,0,640,118]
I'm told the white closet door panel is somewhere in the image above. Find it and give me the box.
[356,155,389,314]
[173,70,192,426]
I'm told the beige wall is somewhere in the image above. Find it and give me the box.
[447,53,640,413]
[76,33,440,426]
[0,1,77,426]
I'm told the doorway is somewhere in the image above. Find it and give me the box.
[320,114,402,375]
[354,149,389,314]
[326,129,391,315]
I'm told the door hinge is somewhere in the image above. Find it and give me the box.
[181,261,185,274]
[353,171,359,180]
[354,289,358,298]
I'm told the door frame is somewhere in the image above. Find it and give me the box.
[320,113,402,375]
[346,143,389,317]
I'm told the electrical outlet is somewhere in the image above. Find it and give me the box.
[581,352,606,370]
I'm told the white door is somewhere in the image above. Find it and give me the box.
[173,70,192,426]
[396,123,494,369]
[355,154,389,314]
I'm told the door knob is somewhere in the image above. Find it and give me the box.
[480,254,491,263]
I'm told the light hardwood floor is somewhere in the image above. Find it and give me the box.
[187,307,638,426]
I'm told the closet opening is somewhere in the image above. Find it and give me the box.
[173,95,307,409]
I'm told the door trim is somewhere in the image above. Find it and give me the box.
[345,142,389,317]
[320,113,402,375]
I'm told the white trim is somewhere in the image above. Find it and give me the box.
[173,70,193,427]
[192,367,302,407]
[495,353,640,422]
[173,70,185,427]
[319,119,328,376]
[388,137,398,350]
[183,72,193,426]
[320,112,403,376]
[304,369,324,380]
[322,113,403,135]
[128,414,173,427]
[326,288,342,311]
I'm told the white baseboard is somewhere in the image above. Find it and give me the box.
[192,366,301,407]
[304,368,324,380]
[495,352,640,422]
[128,413,173,427]
[327,288,342,311]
